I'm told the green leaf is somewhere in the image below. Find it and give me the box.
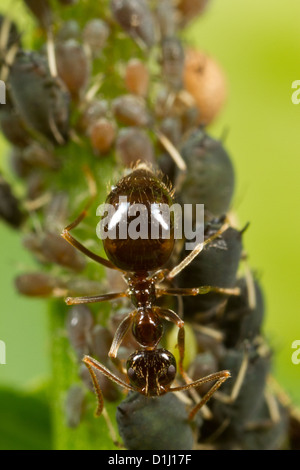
[0,385,52,450]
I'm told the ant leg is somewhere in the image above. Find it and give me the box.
[108,310,137,359]
[83,355,134,412]
[157,285,240,298]
[170,370,231,421]
[83,356,131,448]
[153,307,185,376]
[163,221,230,282]
[65,291,127,306]
[61,168,121,271]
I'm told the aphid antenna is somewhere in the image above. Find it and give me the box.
[46,27,57,77]
[219,125,230,144]
[243,260,257,310]
[23,192,52,213]
[154,127,187,173]
[83,74,104,104]
[191,323,224,343]
[48,113,66,146]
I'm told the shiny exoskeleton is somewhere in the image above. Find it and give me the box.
[61,164,239,416]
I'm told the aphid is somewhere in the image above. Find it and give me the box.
[240,395,288,450]
[176,128,235,218]
[55,39,90,100]
[23,0,52,30]
[110,0,155,49]
[124,58,149,97]
[77,99,109,134]
[161,37,185,91]
[183,48,227,126]
[8,50,70,145]
[116,392,199,450]
[177,217,243,320]
[220,275,265,348]
[22,142,60,171]
[82,19,110,57]
[61,165,240,418]
[64,384,85,429]
[112,94,150,127]
[0,97,32,149]
[56,19,80,42]
[15,271,66,297]
[188,351,219,396]
[0,173,24,228]
[89,118,116,156]
[177,0,209,26]
[115,127,155,167]
[22,192,86,272]
[207,342,272,445]
[66,304,94,359]
[155,0,177,39]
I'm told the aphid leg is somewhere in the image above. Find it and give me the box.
[108,310,137,359]
[171,370,231,421]
[164,221,231,281]
[83,356,126,448]
[155,128,187,173]
[65,291,127,306]
[213,347,249,404]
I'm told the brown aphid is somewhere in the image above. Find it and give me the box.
[23,142,60,170]
[61,165,237,417]
[89,118,116,156]
[183,48,227,126]
[112,94,150,127]
[0,173,24,228]
[125,59,149,97]
[115,127,155,167]
[161,37,185,91]
[23,0,52,30]
[23,231,86,272]
[15,272,65,297]
[55,40,90,100]
[77,99,109,134]
[177,0,209,26]
[82,19,109,57]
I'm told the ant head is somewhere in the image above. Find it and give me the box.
[126,348,177,397]
[102,166,175,272]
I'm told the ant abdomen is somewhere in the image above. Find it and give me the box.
[102,166,175,272]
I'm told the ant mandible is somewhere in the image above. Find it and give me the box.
[61,163,239,420]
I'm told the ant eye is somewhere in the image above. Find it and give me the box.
[167,364,176,381]
[127,367,137,382]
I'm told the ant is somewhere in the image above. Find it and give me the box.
[61,163,240,421]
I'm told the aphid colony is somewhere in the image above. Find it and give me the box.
[0,0,296,450]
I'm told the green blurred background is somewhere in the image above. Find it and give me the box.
[0,0,299,442]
